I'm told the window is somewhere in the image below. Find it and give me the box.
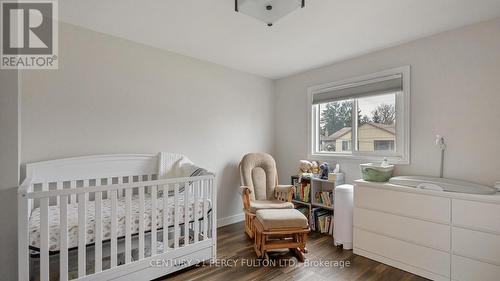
[358,93,396,152]
[342,140,351,151]
[308,66,410,163]
[318,99,353,153]
[374,140,395,151]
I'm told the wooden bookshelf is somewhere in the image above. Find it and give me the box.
[311,203,333,210]
[291,174,345,235]
[292,199,311,205]
[291,176,312,225]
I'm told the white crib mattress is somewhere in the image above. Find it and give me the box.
[29,194,212,252]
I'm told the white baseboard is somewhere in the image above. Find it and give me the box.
[217,212,244,228]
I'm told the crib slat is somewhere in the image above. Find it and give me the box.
[59,194,68,281]
[26,183,33,220]
[211,178,217,260]
[151,185,158,256]
[95,188,102,273]
[56,181,62,205]
[138,186,145,259]
[203,180,208,241]
[174,183,180,248]
[110,189,118,268]
[194,181,199,243]
[202,180,208,240]
[78,191,87,277]
[70,180,76,204]
[107,177,112,200]
[125,186,132,263]
[40,183,49,281]
[184,181,189,246]
[210,179,216,240]
[163,185,169,252]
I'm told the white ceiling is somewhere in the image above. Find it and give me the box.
[59,0,500,79]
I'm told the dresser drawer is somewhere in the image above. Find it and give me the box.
[354,207,450,251]
[452,255,500,281]
[452,227,500,265]
[354,228,450,277]
[452,199,500,233]
[354,185,450,223]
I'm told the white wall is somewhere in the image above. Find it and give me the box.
[0,70,19,188]
[20,23,275,225]
[274,17,500,186]
[10,16,500,281]
[0,69,20,281]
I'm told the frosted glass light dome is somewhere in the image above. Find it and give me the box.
[235,0,305,26]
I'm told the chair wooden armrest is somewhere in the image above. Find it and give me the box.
[275,185,294,202]
[240,186,252,211]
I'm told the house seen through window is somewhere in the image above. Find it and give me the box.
[318,93,396,153]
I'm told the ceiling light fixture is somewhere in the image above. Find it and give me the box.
[235,0,305,27]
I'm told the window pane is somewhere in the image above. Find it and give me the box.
[374,140,395,151]
[318,99,353,152]
[357,93,397,152]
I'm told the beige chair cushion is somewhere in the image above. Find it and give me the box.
[256,209,309,230]
[239,153,277,201]
[249,200,294,213]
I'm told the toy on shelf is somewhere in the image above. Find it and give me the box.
[299,160,341,181]
[311,161,320,174]
[299,160,314,179]
[299,160,313,173]
[319,162,329,179]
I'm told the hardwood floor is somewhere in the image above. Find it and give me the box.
[159,222,429,281]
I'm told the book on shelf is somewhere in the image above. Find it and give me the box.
[311,208,333,233]
[315,191,333,206]
[318,214,334,234]
[328,215,334,235]
[294,182,310,203]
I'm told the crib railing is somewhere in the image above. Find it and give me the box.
[18,175,216,281]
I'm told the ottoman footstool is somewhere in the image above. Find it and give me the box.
[254,209,310,262]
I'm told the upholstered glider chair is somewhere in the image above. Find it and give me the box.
[239,153,294,238]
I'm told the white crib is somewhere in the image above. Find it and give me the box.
[18,153,216,281]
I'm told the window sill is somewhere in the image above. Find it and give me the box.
[309,153,410,165]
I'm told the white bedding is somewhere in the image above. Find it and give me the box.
[29,193,211,252]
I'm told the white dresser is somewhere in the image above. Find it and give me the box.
[353,180,500,281]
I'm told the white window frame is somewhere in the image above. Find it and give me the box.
[307,66,411,164]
